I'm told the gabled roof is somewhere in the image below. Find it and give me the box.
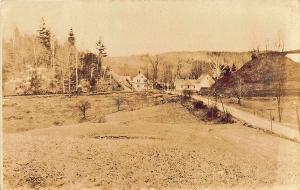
[174,74,214,87]
[197,74,213,81]
[133,73,147,80]
[197,74,215,87]
[119,76,131,81]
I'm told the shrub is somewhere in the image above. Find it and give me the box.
[193,100,207,109]
[95,114,106,123]
[182,89,193,98]
[168,96,180,103]
[206,106,219,120]
[53,120,63,126]
[27,71,43,95]
[113,95,125,111]
[219,112,234,123]
[76,99,91,120]
[180,95,191,104]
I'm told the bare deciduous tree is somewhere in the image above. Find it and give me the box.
[231,77,247,105]
[145,55,162,84]
[189,60,204,79]
[77,99,91,120]
[208,55,223,80]
[114,95,125,111]
[175,58,184,79]
[275,61,285,122]
[162,62,173,89]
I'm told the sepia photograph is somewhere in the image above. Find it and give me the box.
[1,0,300,189]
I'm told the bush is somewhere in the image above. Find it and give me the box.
[219,112,234,123]
[182,89,193,98]
[113,95,125,111]
[53,120,63,126]
[206,106,219,120]
[95,114,106,123]
[28,71,43,95]
[193,100,207,109]
[76,99,91,120]
[167,96,180,103]
[180,95,191,104]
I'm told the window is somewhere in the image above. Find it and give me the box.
[137,79,140,82]
[137,85,140,88]
[144,79,147,82]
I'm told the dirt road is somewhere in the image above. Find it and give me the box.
[192,95,300,142]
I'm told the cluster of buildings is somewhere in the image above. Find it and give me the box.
[120,72,214,92]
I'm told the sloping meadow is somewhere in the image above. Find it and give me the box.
[3,92,179,133]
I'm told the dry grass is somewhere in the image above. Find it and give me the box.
[2,92,178,133]
[223,96,300,128]
[3,99,300,189]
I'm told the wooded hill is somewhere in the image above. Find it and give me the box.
[106,51,252,80]
[212,54,300,96]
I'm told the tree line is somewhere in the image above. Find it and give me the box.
[133,55,238,89]
[3,18,108,95]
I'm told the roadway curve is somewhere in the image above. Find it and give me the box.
[192,95,300,142]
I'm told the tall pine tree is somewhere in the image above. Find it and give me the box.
[67,28,76,95]
[231,63,237,72]
[37,18,51,67]
[96,38,107,77]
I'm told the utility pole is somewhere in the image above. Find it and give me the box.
[296,106,300,137]
[266,108,275,131]
[109,69,112,83]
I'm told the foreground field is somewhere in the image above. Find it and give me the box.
[3,99,300,189]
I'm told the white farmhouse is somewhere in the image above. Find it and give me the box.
[197,74,215,88]
[174,74,214,92]
[131,73,153,91]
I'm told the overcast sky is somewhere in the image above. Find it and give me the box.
[1,0,300,56]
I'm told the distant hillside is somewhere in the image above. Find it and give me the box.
[105,51,251,78]
[212,54,300,96]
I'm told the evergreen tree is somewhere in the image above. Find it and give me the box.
[223,65,231,77]
[68,28,75,46]
[220,65,231,78]
[37,18,51,67]
[67,27,76,95]
[37,18,51,51]
[96,38,107,77]
[231,63,237,72]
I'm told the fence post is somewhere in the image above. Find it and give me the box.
[296,106,300,137]
[270,110,273,131]
[266,108,275,132]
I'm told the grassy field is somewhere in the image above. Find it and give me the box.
[222,96,300,128]
[3,94,300,189]
[2,92,178,133]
